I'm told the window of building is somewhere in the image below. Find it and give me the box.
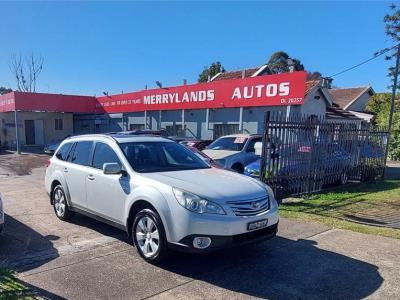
[213,124,239,139]
[70,141,93,166]
[55,119,63,131]
[129,124,145,131]
[165,124,186,137]
[92,142,121,169]
[55,143,73,161]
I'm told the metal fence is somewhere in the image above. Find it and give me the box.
[260,112,388,199]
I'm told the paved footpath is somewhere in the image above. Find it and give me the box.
[0,162,399,299]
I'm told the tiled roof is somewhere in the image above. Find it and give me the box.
[305,80,320,95]
[328,87,372,109]
[212,67,261,81]
[326,104,361,120]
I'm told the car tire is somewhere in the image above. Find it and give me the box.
[340,172,348,185]
[231,163,244,174]
[132,208,168,264]
[52,184,73,221]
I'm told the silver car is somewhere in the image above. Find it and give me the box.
[203,134,262,173]
[45,134,279,263]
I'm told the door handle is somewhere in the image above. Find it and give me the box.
[87,174,95,181]
[63,168,68,173]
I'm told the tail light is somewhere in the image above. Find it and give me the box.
[46,159,51,168]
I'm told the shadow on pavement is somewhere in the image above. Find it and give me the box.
[158,237,383,299]
[0,214,59,271]
[68,214,129,242]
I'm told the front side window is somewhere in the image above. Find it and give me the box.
[70,141,93,166]
[55,143,73,161]
[207,137,248,151]
[119,141,209,173]
[92,142,121,169]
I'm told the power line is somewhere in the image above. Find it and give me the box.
[329,44,398,78]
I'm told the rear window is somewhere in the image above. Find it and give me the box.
[55,143,73,161]
[70,141,93,166]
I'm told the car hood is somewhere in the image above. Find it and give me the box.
[202,149,239,160]
[142,168,266,203]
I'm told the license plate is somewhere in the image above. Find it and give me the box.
[247,219,268,231]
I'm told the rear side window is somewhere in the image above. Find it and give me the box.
[55,143,73,161]
[70,141,93,166]
[92,142,121,169]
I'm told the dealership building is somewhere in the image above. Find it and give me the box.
[0,68,375,150]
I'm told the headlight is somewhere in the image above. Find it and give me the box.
[173,188,226,215]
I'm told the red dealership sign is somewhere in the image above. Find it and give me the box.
[0,92,96,113]
[96,71,306,113]
[0,92,16,112]
[0,71,306,113]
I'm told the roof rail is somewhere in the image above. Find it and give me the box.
[65,133,116,141]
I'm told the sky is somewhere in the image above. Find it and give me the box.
[0,1,395,96]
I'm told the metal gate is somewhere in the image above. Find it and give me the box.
[260,112,388,199]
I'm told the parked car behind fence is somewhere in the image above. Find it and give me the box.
[259,112,388,199]
[203,134,262,173]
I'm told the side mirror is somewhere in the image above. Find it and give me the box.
[254,142,262,156]
[103,163,122,175]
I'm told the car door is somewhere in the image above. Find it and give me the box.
[243,137,262,165]
[85,141,128,225]
[64,141,94,209]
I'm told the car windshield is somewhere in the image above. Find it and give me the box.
[207,137,247,151]
[119,141,210,173]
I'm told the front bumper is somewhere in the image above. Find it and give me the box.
[169,222,278,253]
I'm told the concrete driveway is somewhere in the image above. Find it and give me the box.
[0,154,399,299]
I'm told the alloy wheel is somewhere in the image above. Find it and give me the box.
[54,188,66,217]
[135,216,160,258]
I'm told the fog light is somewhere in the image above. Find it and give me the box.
[193,237,211,249]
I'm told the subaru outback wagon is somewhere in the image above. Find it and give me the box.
[45,134,279,263]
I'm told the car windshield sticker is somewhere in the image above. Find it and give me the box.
[234,137,246,144]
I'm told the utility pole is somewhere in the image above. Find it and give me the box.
[384,43,400,177]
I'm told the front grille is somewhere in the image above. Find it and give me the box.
[227,196,269,216]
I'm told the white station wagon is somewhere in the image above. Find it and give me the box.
[45,134,279,263]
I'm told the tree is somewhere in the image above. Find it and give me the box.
[198,61,225,83]
[267,51,304,74]
[0,87,12,95]
[366,93,400,160]
[10,53,44,92]
[307,71,322,80]
[375,4,400,89]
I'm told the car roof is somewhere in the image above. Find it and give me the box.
[65,134,172,144]
[220,133,262,138]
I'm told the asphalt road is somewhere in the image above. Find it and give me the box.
[0,154,399,299]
